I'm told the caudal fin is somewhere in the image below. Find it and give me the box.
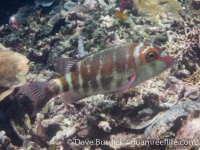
[12,82,54,117]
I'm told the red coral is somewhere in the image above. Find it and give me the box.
[117,0,133,12]
[9,15,21,31]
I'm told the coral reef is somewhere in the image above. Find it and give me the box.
[0,0,200,149]
[173,117,200,149]
[0,45,29,101]
[114,0,133,21]
[134,0,183,23]
[183,69,200,87]
[144,99,200,139]
[0,131,16,149]
[47,13,61,27]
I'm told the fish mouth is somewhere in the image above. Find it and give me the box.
[163,56,175,69]
[168,57,175,68]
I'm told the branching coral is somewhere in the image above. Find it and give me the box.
[183,68,200,87]
[134,0,183,23]
[164,30,195,58]
[0,45,29,101]
[162,14,200,62]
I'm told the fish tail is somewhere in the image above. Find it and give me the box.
[11,81,54,117]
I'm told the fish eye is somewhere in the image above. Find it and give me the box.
[146,52,157,62]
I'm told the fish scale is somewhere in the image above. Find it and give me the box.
[12,42,175,116]
[72,43,133,95]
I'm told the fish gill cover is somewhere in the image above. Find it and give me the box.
[0,0,200,149]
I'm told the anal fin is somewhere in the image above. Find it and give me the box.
[59,92,87,104]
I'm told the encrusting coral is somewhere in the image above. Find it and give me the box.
[0,45,29,101]
[173,117,200,150]
[134,0,183,23]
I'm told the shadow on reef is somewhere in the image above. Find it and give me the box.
[0,95,34,147]
[0,0,61,25]
[0,0,28,25]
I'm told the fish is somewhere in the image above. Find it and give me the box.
[12,42,175,117]
[114,11,127,21]
[34,0,55,7]
[49,144,57,150]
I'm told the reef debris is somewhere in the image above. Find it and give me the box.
[144,99,200,139]
[173,117,200,149]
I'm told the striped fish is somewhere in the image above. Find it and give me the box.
[12,42,175,116]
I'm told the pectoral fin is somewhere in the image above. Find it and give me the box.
[114,75,136,92]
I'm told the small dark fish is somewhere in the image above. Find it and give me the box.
[35,0,55,7]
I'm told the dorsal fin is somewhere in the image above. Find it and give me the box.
[52,45,126,75]
[52,57,85,75]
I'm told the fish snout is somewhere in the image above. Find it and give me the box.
[163,56,175,69]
